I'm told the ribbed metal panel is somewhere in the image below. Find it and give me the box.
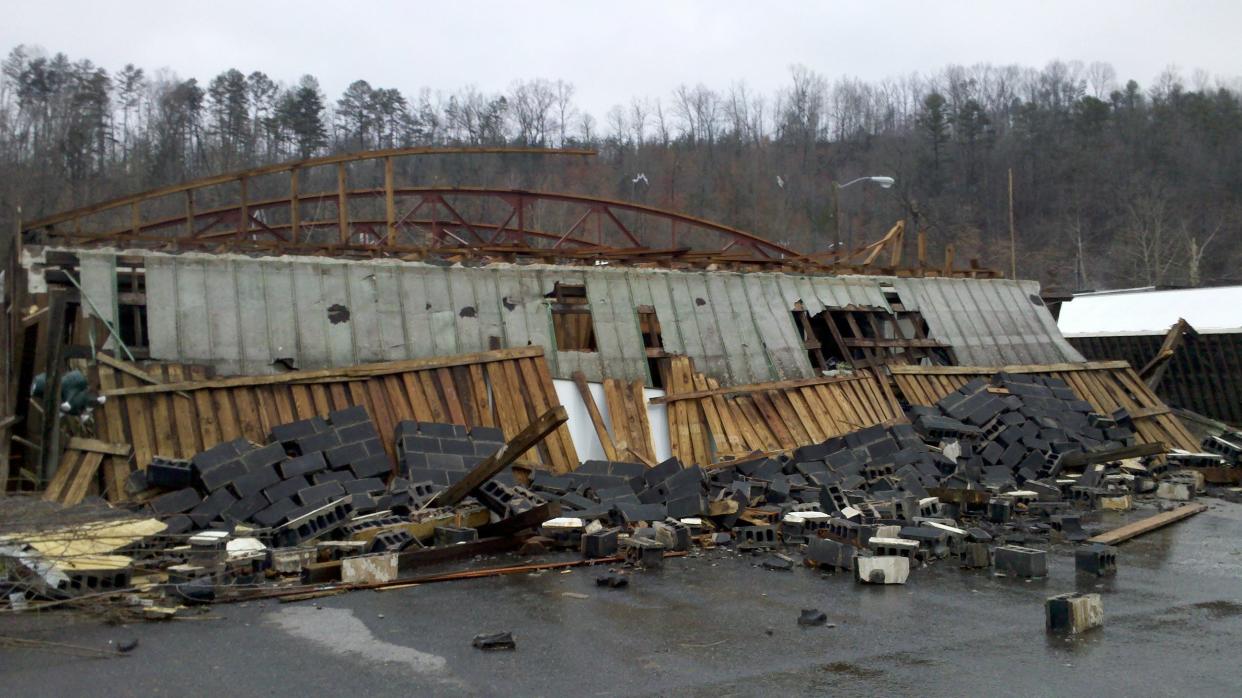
[70,250,1082,385]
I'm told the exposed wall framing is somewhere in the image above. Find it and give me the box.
[657,356,905,466]
[87,347,579,502]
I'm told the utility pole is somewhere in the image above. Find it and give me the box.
[1008,168,1017,279]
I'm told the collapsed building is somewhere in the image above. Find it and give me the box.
[0,147,1226,614]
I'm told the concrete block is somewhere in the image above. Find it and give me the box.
[1075,545,1117,576]
[994,545,1047,578]
[621,536,665,568]
[582,528,620,558]
[1156,481,1194,501]
[280,452,328,479]
[855,555,910,584]
[1046,592,1103,634]
[230,463,280,499]
[341,553,399,584]
[150,487,202,516]
[147,457,193,489]
[434,526,479,546]
[328,405,370,427]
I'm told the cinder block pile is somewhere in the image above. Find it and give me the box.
[144,405,400,535]
[909,373,1138,489]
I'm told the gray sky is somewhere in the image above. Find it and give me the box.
[5,0,1241,115]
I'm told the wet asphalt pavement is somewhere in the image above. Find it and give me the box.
[2,499,1241,697]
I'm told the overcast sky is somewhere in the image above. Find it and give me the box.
[5,0,1241,115]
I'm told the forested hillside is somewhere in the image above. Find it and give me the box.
[2,45,1239,291]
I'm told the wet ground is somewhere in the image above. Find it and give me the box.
[2,499,1241,697]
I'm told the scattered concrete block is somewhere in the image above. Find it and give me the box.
[1046,592,1103,634]
[341,553,399,584]
[855,555,910,584]
[994,545,1047,578]
[1075,545,1117,576]
[621,536,665,568]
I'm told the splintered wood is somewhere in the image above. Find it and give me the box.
[890,361,1198,452]
[660,356,904,465]
[92,347,578,500]
[602,378,655,464]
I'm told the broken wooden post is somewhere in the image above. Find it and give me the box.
[572,370,620,461]
[434,405,568,508]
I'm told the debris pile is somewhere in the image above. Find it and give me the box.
[0,370,1211,621]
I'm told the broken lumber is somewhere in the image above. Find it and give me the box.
[434,405,568,507]
[1059,441,1166,469]
[571,371,620,461]
[1087,503,1208,545]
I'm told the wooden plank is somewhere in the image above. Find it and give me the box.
[1087,503,1207,545]
[43,450,81,502]
[572,371,620,461]
[651,373,869,404]
[467,364,493,428]
[94,365,131,500]
[769,390,812,445]
[417,371,449,423]
[146,366,179,458]
[164,365,202,455]
[402,373,435,422]
[62,451,105,505]
[188,365,220,447]
[691,373,727,459]
[628,380,654,462]
[735,396,780,451]
[888,361,1131,375]
[435,406,568,507]
[231,387,264,443]
[1059,441,1166,468]
[436,368,468,426]
[66,437,132,457]
[102,347,549,396]
[211,388,241,442]
[708,376,758,453]
[751,391,794,448]
[309,383,332,416]
[531,354,578,468]
[289,383,316,419]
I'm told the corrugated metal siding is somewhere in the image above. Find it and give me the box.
[73,250,1081,384]
[893,277,1085,365]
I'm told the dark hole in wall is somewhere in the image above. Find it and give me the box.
[327,304,350,324]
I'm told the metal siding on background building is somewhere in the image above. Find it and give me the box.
[64,249,1081,385]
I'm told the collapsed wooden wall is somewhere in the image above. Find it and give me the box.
[658,357,905,466]
[890,361,1198,452]
[71,347,578,504]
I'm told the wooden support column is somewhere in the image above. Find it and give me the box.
[942,244,955,275]
[337,162,349,243]
[38,291,68,484]
[290,167,301,243]
[385,156,396,245]
[916,228,926,269]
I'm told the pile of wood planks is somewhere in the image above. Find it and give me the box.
[656,356,905,466]
[890,361,1198,452]
[86,346,578,501]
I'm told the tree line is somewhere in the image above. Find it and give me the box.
[2,45,1240,291]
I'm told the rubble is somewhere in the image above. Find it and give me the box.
[0,364,1213,638]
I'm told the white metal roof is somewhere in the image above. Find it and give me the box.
[1058,285,1242,335]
